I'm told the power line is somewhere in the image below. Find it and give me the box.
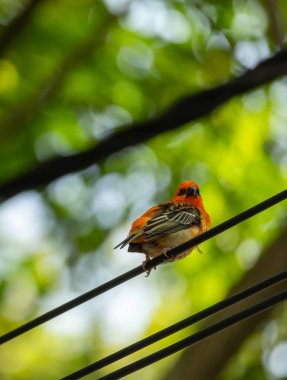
[0,265,143,345]
[59,269,287,379]
[162,189,286,261]
[62,290,287,380]
[0,189,286,345]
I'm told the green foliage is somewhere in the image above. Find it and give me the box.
[0,0,287,379]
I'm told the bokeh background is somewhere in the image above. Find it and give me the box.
[0,0,287,379]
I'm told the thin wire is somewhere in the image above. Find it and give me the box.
[62,290,287,380]
[0,265,143,345]
[161,189,287,261]
[54,269,287,379]
[0,189,286,345]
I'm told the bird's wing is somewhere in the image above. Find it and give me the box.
[114,203,201,249]
[113,204,165,249]
[142,204,200,241]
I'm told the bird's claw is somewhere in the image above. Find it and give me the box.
[142,254,156,277]
[163,250,174,262]
[142,260,151,277]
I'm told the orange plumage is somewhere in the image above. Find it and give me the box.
[115,181,210,275]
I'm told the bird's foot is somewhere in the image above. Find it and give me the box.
[163,250,175,263]
[142,254,155,277]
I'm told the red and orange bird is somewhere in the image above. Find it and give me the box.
[114,180,210,275]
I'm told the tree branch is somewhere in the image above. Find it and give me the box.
[0,0,41,57]
[164,228,287,380]
[1,48,287,201]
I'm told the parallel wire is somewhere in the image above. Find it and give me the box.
[98,290,287,380]
[56,269,287,379]
[62,290,287,380]
[0,189,286,345]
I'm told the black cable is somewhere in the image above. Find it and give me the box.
[0,265,143,345]
[62,289,287,380]
[160,189,287,262]
[55,269,287,379]
[0,189,286,345]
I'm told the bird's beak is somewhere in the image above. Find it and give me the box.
[187,186,197,197]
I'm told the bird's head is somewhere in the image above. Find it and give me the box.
[173,181,200,202]
[172,180,210,226]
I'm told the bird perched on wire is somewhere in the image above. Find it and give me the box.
[114,180,210,276]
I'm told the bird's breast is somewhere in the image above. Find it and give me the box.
[157,227,199,249]
[141,226,201,259]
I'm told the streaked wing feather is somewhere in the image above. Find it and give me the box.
[114,233,136,249]
[114,204,169,249]
[143,207,199,240]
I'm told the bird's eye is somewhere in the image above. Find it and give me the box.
[178,188,186,196]
[196,188,200,196]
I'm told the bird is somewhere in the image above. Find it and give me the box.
[114,180,211,276]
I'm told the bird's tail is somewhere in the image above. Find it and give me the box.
[113,234,136,249]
